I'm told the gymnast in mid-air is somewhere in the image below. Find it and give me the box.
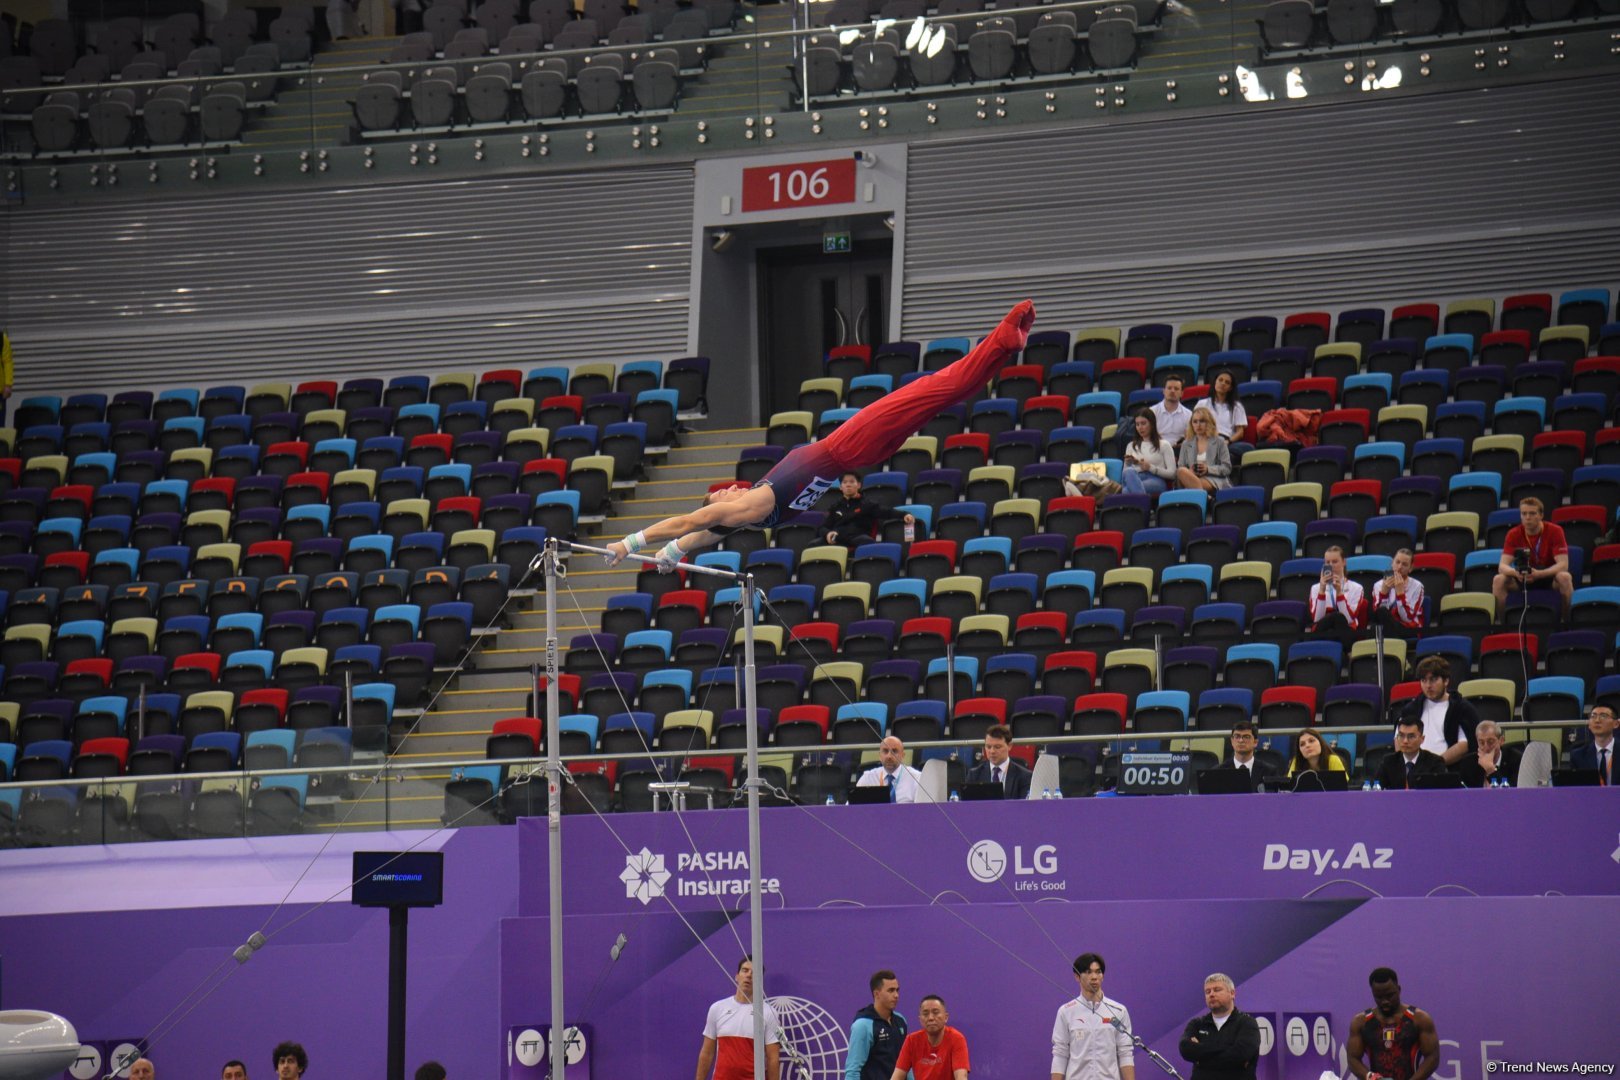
[606,299,1037,570]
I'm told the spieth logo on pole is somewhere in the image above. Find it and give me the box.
[621,848,671,905]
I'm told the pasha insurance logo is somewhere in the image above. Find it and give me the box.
[621,847,671,904]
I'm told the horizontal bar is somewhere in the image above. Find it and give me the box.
[559,539,747,580]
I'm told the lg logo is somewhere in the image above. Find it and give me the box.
[966,839,1058,884]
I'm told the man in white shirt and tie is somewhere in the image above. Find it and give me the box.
[1570,706,1617,786]
[1220,720,1279,789]
[856,735,928,803]
[964,725,1032,799]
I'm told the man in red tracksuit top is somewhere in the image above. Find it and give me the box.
[606,300,1037,571]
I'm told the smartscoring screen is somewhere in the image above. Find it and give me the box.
[351,851,445,908]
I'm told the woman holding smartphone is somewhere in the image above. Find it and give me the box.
[1120,409,1178,497]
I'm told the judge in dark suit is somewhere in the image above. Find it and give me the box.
[1569,705,1617,785]
[1219,720,1280,790]
[1375,718,1448,790]
[1455,720,1523,788]
[964,724,1031,799]
[1180,973,1261,1080]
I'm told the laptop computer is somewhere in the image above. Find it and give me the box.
[958,782,1005,802]
[1551,768,1601,787]
[1288,771,1350,793]
[1412,773,1466,790]
[1196,768,1256,795]
[846,786,892,805]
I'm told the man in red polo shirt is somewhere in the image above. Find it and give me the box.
[891,995,969,1080]
[1491,497,1574,621]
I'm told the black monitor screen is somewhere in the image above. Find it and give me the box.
[351,851,445,908]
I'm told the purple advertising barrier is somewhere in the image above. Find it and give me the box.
[500,897,1620,1079]
[518,790,1620,916]
[0,828,520,1080]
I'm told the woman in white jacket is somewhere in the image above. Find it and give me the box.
[1121,409,1178,498]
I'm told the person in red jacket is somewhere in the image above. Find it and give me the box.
[890,996,969,1080]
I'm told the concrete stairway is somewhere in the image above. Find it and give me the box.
[315,422,764,831]
[676,1,800,120]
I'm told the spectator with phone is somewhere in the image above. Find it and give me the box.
[1307,546,1363,649]
[1368,548,1425,638]
[1120,409,1178,498]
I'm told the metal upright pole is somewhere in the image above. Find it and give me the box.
[544,539,567,1080]
[740,572,767,1080]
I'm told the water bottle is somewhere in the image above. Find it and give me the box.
[903,520,916,544]
[1361,779,1372,793]
[1371,779,1382,792]
[1041,787,1054,800]
[825,794,836,806]
[949,790,960,803]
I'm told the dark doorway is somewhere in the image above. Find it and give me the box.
[757,240,893,419]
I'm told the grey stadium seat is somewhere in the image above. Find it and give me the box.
[1327,0,1381,41]
[528,0,574,38]
[463,62,512,121]
[425,3,470,50]
[444,38,488,61]
[608,21,650,46]
[0,56,45,111]
[990,0,1041,37]
[87,87,136,148]
[453,26,492,50]
[1260,0,1314,48]
[210,11,258,67]
[62,55,112,102]
[200,81,247,141]
[699,0,737,29]
[354,76,403,130]
[1027,22,1077,74]
[575,63,622,114]
[411,75,458,126]
[584,0,626,36]
[908,24,958,85]
[269,16,312,63]
[520,66,567,118]
[631,52,679,110]
[1087,16,1138,68]
[967,27,1014,80]
[96,19,145,73]
[639,0,681,32]
[476,0,522,42]
[1389,0,1441,34]
[117,61,165,107]
[29,19,78,77]
[852,41,899,92]
[1454,0,1510,27]
[154,14,201,71]
[234,48,282,102]
[142,84,194,144]
[31,90,80,153]
[663,11,710,67]
[1524,0,1576,18]
[797,45,842,98]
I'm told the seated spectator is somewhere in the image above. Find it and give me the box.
[1398,655,1476,764]
[1456,720,1521,788]
[1220,719,1279,788]
[1368,547,1425,638]
[1491,497,1574,621]
[855,735,927,803]
[822,472,915,549]
[1175,408,1232,493]
[1285,728,1346,779]
[1569,705,1616,785]
[1120,409,1178,498]
[1375,717,1448,789]
[1112,373,1191,456]
[1203,371,1249,451]
[1306,545,1363,649]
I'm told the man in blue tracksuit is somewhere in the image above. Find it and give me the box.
[845,969,908,1080]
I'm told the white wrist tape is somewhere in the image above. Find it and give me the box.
[623,531,648,554]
